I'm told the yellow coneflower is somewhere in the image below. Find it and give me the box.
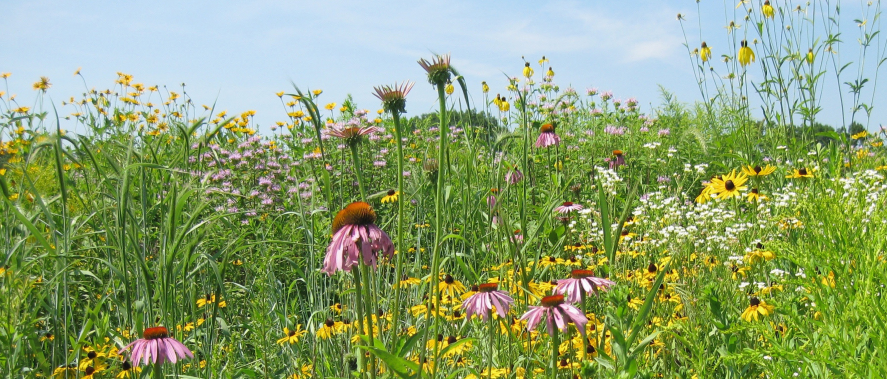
[807,48,815,64]
[538,256,565,268]
[276,325,307,345]
[626,294,644,310]
[523,62,534,78]
[316,319,342,339]
[741,297,775,321]
[546,67,555,77]
[700,42,712,63]
[710,170,748,200]
[730,264,750,280]
[742,164,776,176]
[312,89,323,96]
[745,243,775,264]
[381,190,399,204]
[738,40,756,67]
[538,55,549,66]
[445,81,454,95]
[762,1,775,18]
[786,167,814,179]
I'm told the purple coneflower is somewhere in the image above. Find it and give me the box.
[373,81,414,114]
[461,283,514,321]
[505,168,523,184]
[418,54,452,86]
[609,150,626,170]
[321,202,394,275]
[554,201,583,214]
[535,123,561,148]
[325,125,381,147]
[520,295,588,337]
[118,327,193,367]
[554,269,616,303]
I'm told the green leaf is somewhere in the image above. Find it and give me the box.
[359,346,419,379]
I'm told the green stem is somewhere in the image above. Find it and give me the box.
[153,362,162,379]
[390,112,406,337]
[426,83,449,379]
[550,327,559,378]
[488,316,495,379]
[354,271,367,376]
[349,144,367,199]
[361,263,378,379]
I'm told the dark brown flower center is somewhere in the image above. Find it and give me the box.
[587,345,596,354]
[751,188,759,194]
[444,274,454,284]
[122,361,132,370]
[478,283,498,293]
[387,189,396,196]
[799,168,808,175]
[648,262,658,273]
[754,166,762,173]
[324,319,335,328]
[750,297,761,306]
[85,367,95,375]
[562,201,573,207]
[571,269,594,279]
[725,180,735,191]
[332,201,377,233]
[540,123,555,133]
[541,295,565,307]
[142,326,169,340]
[447,336,457,344]
[87,351,97,359]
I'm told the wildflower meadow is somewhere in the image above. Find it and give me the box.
[3,1,887,378]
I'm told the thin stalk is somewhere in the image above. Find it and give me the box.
[361,263,378,379]
[426,83,449,379]
[353,270,367,376]
[550,328,559,378]
[390,112,406,335]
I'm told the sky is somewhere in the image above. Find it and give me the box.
[1,0,885,134]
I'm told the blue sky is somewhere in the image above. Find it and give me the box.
[2,0,884,133]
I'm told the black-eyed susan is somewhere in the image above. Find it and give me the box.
[742,164,776,177]
[730,264,750,280]
[276,325,307,345]
[381,190,399,203]
[710,170,748,199]
[695,182,715,204]
[741,297,775,321]
[738,40,756,67]
[481,81,489,93]
[851,130,868,140]
[116,360,141,378]
[745,243,775,264]
[444,80,454,95]
[626,294,644,310]
[398,275,421,287]
[439,274,467,298]
[196,294,226,308]
[807,48,815,64]
[786,167,814,179]
[316,319,342,339]
[747,188,767,202]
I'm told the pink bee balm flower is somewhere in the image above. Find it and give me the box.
[462,283,514,321]
[118,327,193,367]
[554,201,583,214]
[520,295,588,337]
[535,123,561,148]
[322,202,394,275]
[554,269,616,303]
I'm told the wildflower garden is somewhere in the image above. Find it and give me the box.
[3,2,887,378]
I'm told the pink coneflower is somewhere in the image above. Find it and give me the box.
[118,327,193,367]
[520,295,588,337]
[461,283,514,321]
[418,54,452,86]
[505,168,523,184]
[535,123,561,148]
[609,150,626,170]
[326,125,381,147]
[373,81,414,114]
[554,201,583,214]
[554,269,616,303]
[322,202,394,275]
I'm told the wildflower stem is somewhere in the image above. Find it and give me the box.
[488,316,495,379]
[353,270,367,375]
[426,82,449,379]
[550,327,559,378]
[390,111,406,337]
[152,362,162,378]
[349,144,367,199]
[361,263,378,379]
